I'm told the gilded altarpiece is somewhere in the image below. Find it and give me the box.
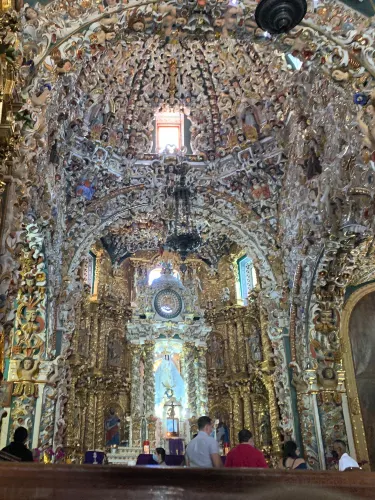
[64,252,131,456]
[205,290,281,457]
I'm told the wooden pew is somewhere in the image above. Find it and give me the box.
[0,464,373,500]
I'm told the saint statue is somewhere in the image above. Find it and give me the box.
[105,408,121,446]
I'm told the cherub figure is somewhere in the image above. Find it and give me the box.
[13,357,40,398]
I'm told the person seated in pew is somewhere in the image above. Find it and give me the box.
[225,429,268,468]
[332,440,360,471]
[279,440,307,470]
[1,427,33,462]
[152,447,166,466]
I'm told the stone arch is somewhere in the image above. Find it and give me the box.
[66,201,277,286]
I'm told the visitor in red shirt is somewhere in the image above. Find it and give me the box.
[225,429,268,468]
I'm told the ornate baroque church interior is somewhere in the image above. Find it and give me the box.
[2,0,375,488]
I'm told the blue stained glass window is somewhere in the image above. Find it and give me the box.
[237,255,255,304]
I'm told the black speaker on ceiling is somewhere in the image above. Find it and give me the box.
[255,0,307,35]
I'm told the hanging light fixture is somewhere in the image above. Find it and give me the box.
[255,0,307,35]
[165,180,202,261]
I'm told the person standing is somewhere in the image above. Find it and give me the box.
[2,427,33,462]
[333,440,360,471]
[225,429,268,468]
[185,416,222,468]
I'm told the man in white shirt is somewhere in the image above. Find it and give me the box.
[185,416,222,468]
[333,440,360,471]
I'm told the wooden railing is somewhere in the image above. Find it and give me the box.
[0,464,374,499]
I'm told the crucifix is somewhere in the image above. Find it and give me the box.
[165,399,181,436]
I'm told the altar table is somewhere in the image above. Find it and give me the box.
[136,454,226,466]
[167,438,184,455]
[136,454,184,466]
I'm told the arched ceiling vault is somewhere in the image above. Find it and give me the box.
[6,0,375,282]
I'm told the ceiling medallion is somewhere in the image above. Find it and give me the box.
[255,0,307,35]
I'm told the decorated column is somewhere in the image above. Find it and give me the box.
[226,317,238,373]
[183,342,197,418]
[196,345,208,415]
[229,387,241,446]
[130,344,142,446]
[236,319,247,373]
[143,341,155,420]
[241,385,254,438]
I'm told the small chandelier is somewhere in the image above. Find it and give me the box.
[165,183,202,261]
[255,0,307,34]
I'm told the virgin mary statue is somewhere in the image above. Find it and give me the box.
[155,355,185,407]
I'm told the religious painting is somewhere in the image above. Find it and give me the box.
[0,381,13,407]
[207,333,225,370]
[349,291,375,470]
[104,404,122,447]
[107,338,122,368]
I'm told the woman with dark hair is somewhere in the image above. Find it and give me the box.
[279,440,307,470]
[152,447,166,466]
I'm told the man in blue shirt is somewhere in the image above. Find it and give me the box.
[185,416,222,468]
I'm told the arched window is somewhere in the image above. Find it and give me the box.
[148,267,180,286]
[83,251,96,294]
[237,255,257,305]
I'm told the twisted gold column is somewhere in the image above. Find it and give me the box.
[243,316,252,368]
[95,390,105,449]
[259,305,281,454]
[130,344,142,417]
[65,377,76,450]
[89,304,99,368]
[227,321,238,373]
[236,320,247,373]
[229,387,241,446]
[86,391,96,450]
[241,386,255,436]
[183,342,197,417]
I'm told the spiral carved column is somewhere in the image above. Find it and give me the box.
[259,305,282,454]
[229,387,241,446]
[196,346,208,415]
[183,342,197,417]
[95,390,105,449]
[86,391,96,451]
[236,320,247,373]
[241,386,255,438]
[227,321,238,373]
[143,341,155,417]
[130,344,142,417]
[130,344,142,447]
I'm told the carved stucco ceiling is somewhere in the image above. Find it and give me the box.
[100,212,234,265]
[13,0,375,272]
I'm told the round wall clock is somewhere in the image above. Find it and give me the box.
[154,289,183,319]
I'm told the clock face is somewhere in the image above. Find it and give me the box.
[154,289,183,319]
